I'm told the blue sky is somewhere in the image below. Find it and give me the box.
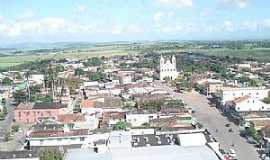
[0,0,270,44]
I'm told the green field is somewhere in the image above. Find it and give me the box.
[1,44,270,69]
[0,49,135,69]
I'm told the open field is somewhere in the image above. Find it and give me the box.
[1,42,270,69]
[0,49,135,69]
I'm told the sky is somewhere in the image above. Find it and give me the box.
[0,0,270,44]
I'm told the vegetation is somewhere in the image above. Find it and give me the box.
[39,149,64,160]
[0,105,8,120]
[74,68,85,77]
[196,122,204,129]
[87,71,106,81]
[114,121,129,130]
[83,57,103,67]
[245,122,263,143]
[262,97,270,104]
[11,124,20,132]
[1,77,13,85]
[141,99,185,111]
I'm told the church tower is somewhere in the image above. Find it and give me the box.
[160,54,164,65]
[172,55,176,68]
[159,55,178,80]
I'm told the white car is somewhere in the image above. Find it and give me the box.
[228,149,237,159]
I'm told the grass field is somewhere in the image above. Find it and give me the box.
[1,45,270,69]
[0,49,135,69]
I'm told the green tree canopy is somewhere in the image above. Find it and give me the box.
[39,149,64,160]
[2,77,13,85]
[114,121,129,130]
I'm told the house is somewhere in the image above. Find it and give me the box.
[80,99,97,114]
[117,73,133,85]
[26,121,90,147]
[57,113,99,130]
[196,79,224,95]
[219,87,269,105]
[14,102,67,124]
[149,115,195,130]
[126,113,158,127]
[227,96,270,112]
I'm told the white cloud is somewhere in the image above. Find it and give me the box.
[223,20,234,32]
[157,0,193,7]
[127,24,142,33]
[221,0,250,9]
[76,5,87,13]
[111,25,124,35]
[19,10,35,19]
[263,19,270,28]
[0,17,90,37]
[240,21,257,31]
[153,12,164,24]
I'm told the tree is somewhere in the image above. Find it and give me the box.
[196,122,204,129]
[83,57,102,67]
[1,98,6,105]
[88,71,106,81]
[12,124,19,132]
[1,77,13,85]
[263,97,270,104]
[39,149,64,160]
[13,90,27,104]
[114,121,129,130]
[74,68,84,78]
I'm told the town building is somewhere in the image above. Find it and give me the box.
[14,102,68,124]
[65,130,222,160]
[159,55,178,80]
[219,87,270,105]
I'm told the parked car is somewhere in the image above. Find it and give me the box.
[228,128,233,132]
[228,149,237,159]
[225,123,231,127]
[246,137,256,144]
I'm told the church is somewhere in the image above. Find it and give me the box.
[159,55,179,80]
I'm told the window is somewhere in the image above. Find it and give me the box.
[80,137,85,141]
[18,112,21,117]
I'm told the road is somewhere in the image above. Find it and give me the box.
[155,82,260,160]
[0,100,15,137]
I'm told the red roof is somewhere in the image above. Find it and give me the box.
[57,113,86,123]
[29,129,89,138]
[81,100,93,108]
[232,95,250,104]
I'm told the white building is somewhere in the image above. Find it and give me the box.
[159,55,178,80]
[220,87,270,105]
[126,113,157,127]
[230,96,270,112]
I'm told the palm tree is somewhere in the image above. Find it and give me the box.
[42,69,49,94]
[24,71,31,101]
[47,67,57,101]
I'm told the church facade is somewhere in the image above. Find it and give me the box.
[159,55,178,80]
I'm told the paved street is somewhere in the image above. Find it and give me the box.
[0,100,15,137]
[155,82,260,160]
